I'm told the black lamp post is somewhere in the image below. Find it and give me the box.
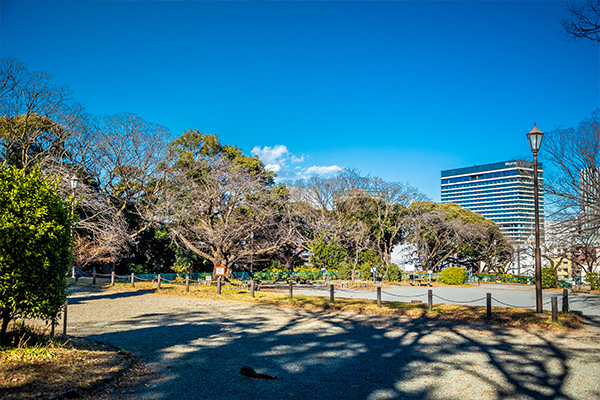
[527,124,544,314]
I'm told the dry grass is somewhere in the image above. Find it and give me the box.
[0,325,131,400]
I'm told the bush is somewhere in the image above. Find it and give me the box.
[440,267,468,285]
[541,267,558,289]
[337,261,353,280]
[357,262,373,280]
[0,167,73,344]
[309,239,347,272]
[585,272,600,290]
[386,264,401,282]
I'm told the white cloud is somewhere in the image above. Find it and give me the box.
[305,165,343,175]
[251,145,288,165]
[265,164,281,173]
[252,144,342,181]
[290,154,305,163]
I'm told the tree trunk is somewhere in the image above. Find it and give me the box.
[352,248,360,280]
[0,309,11,346]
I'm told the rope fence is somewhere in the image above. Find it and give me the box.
[278,282,566,318]
[69,267,574,323]
[60,268,581,339]
[432,294,488,304]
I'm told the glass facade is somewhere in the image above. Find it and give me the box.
[441,160,544,243]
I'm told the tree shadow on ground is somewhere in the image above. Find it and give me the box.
[71,299,600,400]
[67,289,156,305]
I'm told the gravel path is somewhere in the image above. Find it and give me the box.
[63,288,600,400]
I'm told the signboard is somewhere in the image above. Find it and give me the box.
[205,275,212,281]
[427,270,433,274]
[213,266,226,277]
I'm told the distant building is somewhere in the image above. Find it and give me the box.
[551,254,582,282]
[441,160,544,244]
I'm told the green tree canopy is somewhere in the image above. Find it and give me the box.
[0,167,73,343]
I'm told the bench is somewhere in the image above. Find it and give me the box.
[245,280,261,291]
[410,278,431,287]
[287,278,307,285]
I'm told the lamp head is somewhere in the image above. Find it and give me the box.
[527,123,544,153]
[70,175,79,190]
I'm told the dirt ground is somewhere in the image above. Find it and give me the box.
[63,288,600,400]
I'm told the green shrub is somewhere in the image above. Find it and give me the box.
[337,261,353,280]
[541,267,558,289]
[309,239,347,272]
[585,272,600,290]
[357,262,373,280]
[440,267,468,285]
[0,167,74,344]
[129,264,146,274]
[386,264,401,282]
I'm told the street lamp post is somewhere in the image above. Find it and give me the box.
[527,124,544,314]
[249,233,254,274]
[61,175,79,336]
[70,175,79,202]
[70,175,78,275]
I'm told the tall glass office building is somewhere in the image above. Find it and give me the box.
[441,160,544,243]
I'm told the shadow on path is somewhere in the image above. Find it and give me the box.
[71,300,600,400]
[67,289,156,305]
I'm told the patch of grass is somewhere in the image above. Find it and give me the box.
[0,324,131,400]
[86,281,584,330]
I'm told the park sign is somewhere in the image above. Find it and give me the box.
[213,266,226,277]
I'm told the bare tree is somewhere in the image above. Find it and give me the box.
[0,57,85,170]
[155,150,296,275]
[543,110,600,238]
[288,169,427,271]
[405,202,498,272]
[43,164,131,268]
[469,225,514,274]
[82,113,171,237]
[561,0,600,43]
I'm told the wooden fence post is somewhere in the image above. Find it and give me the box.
[185,275,190,292]
[111,271,115,286]
[552,297,558,323]
[329,284,334,303]
[157,274,161,289]
[377,285,381,308]
[486,293,492,318]
[217,277,222,295]
[427,289,433,311]
[250,279,255,298]
[92,267,96,285]
[562,289,569,313]
[289,281,293,299]
[131,273,134,288]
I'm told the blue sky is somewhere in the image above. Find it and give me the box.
[1,0,599,200]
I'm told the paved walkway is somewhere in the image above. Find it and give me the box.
[63,288,600,400]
